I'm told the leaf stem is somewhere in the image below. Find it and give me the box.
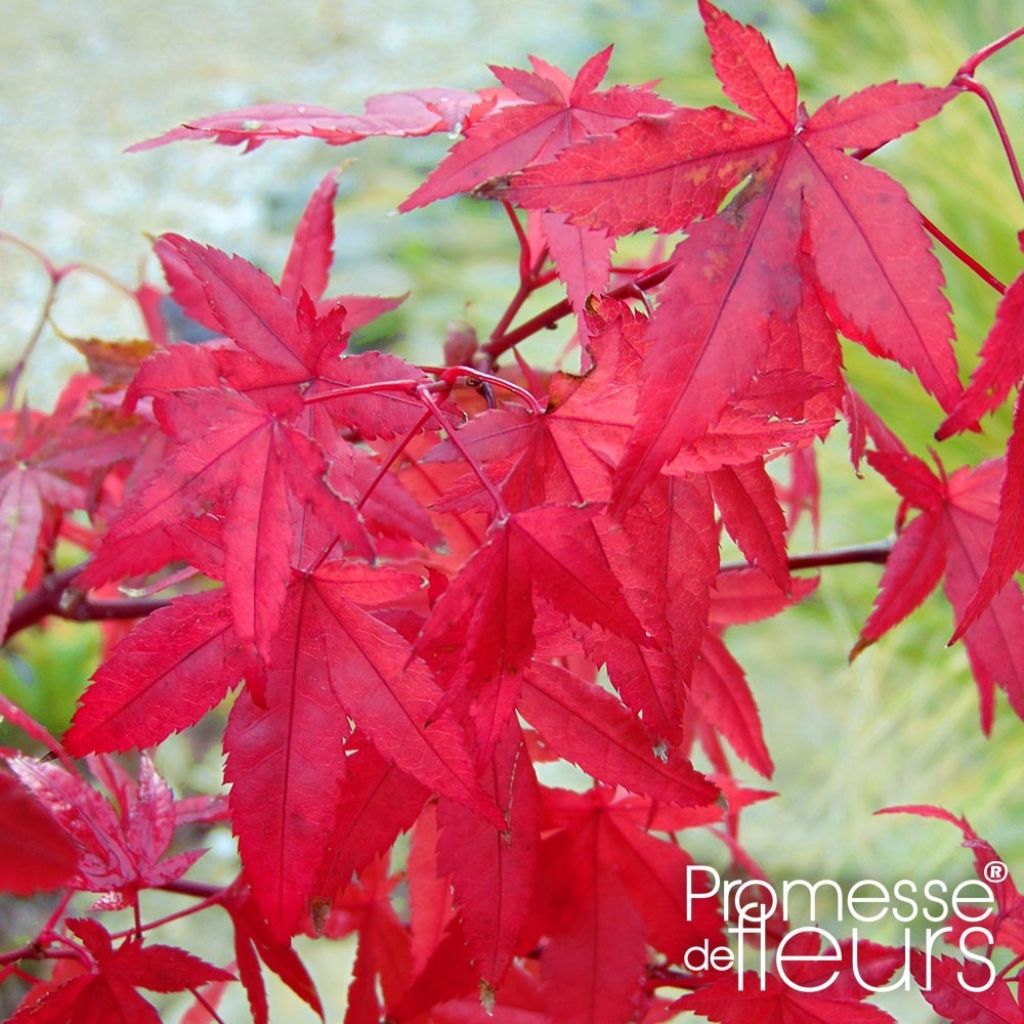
[953,75,1024,207]
[303,377,443,406]
[356,408,433,511]
[107,888,226,941]
[4,277,58,411]
[416,385,510,522]
[921,216,1005,295]
[957,24,1024,77]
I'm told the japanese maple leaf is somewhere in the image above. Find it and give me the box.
[65,590,248,755]
[942,389,1024,642]
[401,49,671,315]
[536,788,651,1024]
[676,931,900,1024]
[3,755,203,908]
[84,386,362,664]
[415,503,647,761]
[156,170,404,344]
[224,559,500,938]
[436,718,541,989]
[938,251,1024,441]
[686,569,819,779]
[140,228,426,448]
[221,878,324,1024]
[496,1,960,500]
[534,785,725,1024]
[520,662,717,807]
[312,857,416,1022]
[9,919,232,1024]
[931,256,1024,634]
[130,86,487,152]
[311,739,428,915]
[401,47,671,211]
[855,450,1024,732]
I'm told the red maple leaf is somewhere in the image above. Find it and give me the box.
[494,1,960,502]
[3,755,204,908]
[855,450,1024,731]
[130,87,488,153]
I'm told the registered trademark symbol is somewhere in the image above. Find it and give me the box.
[984,860,1008,883]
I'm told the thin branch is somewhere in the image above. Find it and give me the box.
[356,408,433,511]
[158,879,224,899]
[485,259,676,361]
[4,565,171,644]
[720,539,892,573]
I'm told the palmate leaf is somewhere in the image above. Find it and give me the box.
[495,0,960,500]
[227,561,503,938]
[65,589,248,754]
[857,451,1024,731]
[398,47,671,318]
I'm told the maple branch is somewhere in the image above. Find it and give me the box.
[108,888,227,942]
[4,565,172,644]
[0,942,81,968]
[487,228,550,350]
[158,880,224,899]
[720,539,893,573]
[953,75,1024,206]
[484,259,677,361]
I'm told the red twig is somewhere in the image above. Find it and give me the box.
[484,258,677,361]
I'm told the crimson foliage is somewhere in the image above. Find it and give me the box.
[2,4,1024,1022]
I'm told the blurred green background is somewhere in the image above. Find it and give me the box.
[1,0,1023,1020]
